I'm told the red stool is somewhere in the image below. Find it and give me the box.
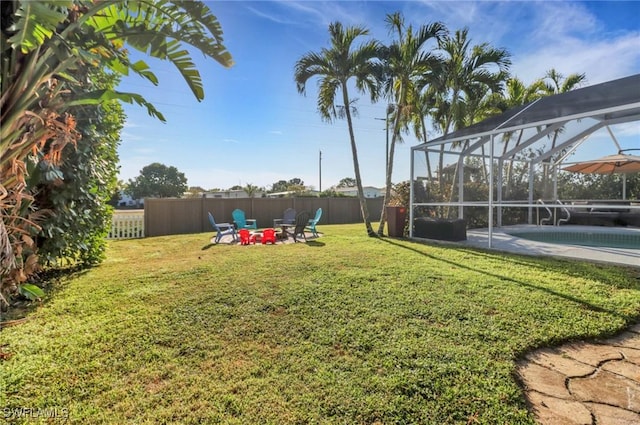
[238,229,256,245]
[261,228,277,244]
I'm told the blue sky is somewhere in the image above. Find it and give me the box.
[117,1,640,191]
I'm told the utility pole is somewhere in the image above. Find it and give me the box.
[374,116,390,172]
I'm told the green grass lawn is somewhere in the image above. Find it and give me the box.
[2,224,640,424]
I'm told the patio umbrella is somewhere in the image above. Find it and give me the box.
[562,153,640,174]
[562,153,640,199]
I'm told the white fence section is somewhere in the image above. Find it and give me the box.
[108,210,144,239]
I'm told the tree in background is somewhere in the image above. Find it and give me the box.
[491,77,549,195]
[127,163,188,199]
[377,12,445,235]
[184,186,207,198]
[243,184,260,198]
[295,22,383,236]
[0,0,232,298]
[540,69,587,198]
[269,178,305,193]
[558,172,639,201]
[430,28,511,187]
[337,177,356,188]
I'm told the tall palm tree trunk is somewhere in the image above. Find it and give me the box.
[505,130,524,196]
[377,108,401,235]
[420,115,433,181]
[342,87,375,236]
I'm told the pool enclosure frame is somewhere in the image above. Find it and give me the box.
[409,74,640,247]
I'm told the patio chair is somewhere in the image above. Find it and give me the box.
[273,208,296,227]
[261,228,277,245]
[232,209,257,230]
[292,210,311,243]
[306,207,322,237]
[208,212,237,244]
[238,229,256,245]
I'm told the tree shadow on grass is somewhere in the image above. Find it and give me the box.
[304,240,325,247]
[378,237,638,322]
[405,235,640,290]
[450,245,640,290]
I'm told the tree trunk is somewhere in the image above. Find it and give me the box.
[341,85,375,236]
[505,129,524,196]
[421,115,433,181]
[377,106,402,236]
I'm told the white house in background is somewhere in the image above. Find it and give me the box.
[203,189,265,199]
[334,186,385,198]
[117,191,143,208]
[265,190,320,198]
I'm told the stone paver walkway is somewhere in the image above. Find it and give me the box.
[517,323,640,424]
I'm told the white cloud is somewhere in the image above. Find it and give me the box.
[529,2,600,43]
[245,5,294,25]
[512,33,640,85]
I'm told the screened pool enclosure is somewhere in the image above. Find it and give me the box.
[409,74,640,246]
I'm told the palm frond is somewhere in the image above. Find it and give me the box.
[66,89,166,122]
[8,1,70,53]
[88,0,232,100]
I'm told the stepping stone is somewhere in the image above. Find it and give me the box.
[559,342,623,366]
[585,402,640,425]
[526,348,594,377]
[601,359,640,384]
[569,369,640,412]
[517,362,572,399]
[526,391,592,425]
[621,347,640,366]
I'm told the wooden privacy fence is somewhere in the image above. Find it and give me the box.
[108,210,145,239]
[143,197,384,237]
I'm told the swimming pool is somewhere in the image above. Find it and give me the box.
[505,228,640,250]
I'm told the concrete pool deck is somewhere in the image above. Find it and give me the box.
[460,225,640,268]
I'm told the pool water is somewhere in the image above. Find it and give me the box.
[507,230,640,250]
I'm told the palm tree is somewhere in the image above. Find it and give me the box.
[432,28,510,157]
[294,22,383,236]
[543,68,586,151]
[540,69,586,197]
[243,183,260,198]
[494,77,548,193]
[430,28,511,202]
[376,13,445,236]
[0,0,232,296]
[409,89,441,182]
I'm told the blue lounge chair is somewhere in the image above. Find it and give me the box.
[208,212,237,243]
[232,209,257,230]
[306,207,322,237]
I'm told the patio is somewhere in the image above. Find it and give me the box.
[409,74,640,248]
[459,225,640,268]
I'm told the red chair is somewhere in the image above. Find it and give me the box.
[238,229,256,245]
[261,228,277,245]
